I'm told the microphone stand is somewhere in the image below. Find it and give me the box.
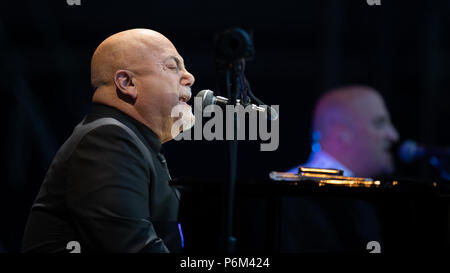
[214,28,255,253]
[224,59,249,253]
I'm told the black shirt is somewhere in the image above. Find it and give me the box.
[22,104,181,253]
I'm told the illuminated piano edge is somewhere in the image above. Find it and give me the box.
[298,166,343,175]
[299,172,373,181]
[317,179,381,188]
[269,171,302,181]
[269,171,381,188]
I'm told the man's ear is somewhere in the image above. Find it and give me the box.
[114,70,138,100]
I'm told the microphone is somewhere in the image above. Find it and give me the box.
[398,139,450,163]
[195,89,278,120]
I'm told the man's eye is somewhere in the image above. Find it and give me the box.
[373,118,387,129]
[167,65,179,71]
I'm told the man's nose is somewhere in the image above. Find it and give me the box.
[181,69,195,88]
[387,124,399,142]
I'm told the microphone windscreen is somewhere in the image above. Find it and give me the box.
[195,89,215,110]
[398,139,418,163]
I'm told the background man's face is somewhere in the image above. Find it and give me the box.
[351,93,399,176]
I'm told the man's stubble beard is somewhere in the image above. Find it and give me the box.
[169,102,195,140]
[178,103,195,131]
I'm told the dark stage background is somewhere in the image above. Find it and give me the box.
[1,0,450,252]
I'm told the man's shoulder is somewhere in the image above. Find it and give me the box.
[75,122,146,158]
[64,121,152,181]
[47,117,156,184]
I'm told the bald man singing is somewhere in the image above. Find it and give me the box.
[22,29,195,253]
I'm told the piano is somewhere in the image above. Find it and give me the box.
[175,167,450,253]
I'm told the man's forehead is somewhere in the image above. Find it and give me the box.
[143,41,183,62]
[352,93,390,120]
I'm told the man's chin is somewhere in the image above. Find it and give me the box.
[382,158,395,175]
[170,103,195,136]
[181,119,195,132]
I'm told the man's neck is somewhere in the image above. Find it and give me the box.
[92,88,167,142]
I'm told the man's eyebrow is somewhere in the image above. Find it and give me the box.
[165,55,185,67]
[373,115,388,124]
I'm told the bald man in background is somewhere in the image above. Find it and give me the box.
[287,85,399,177]
[282,85,399,252]
[22,29,195,252]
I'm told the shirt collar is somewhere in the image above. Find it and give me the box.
[305,150,355,177]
